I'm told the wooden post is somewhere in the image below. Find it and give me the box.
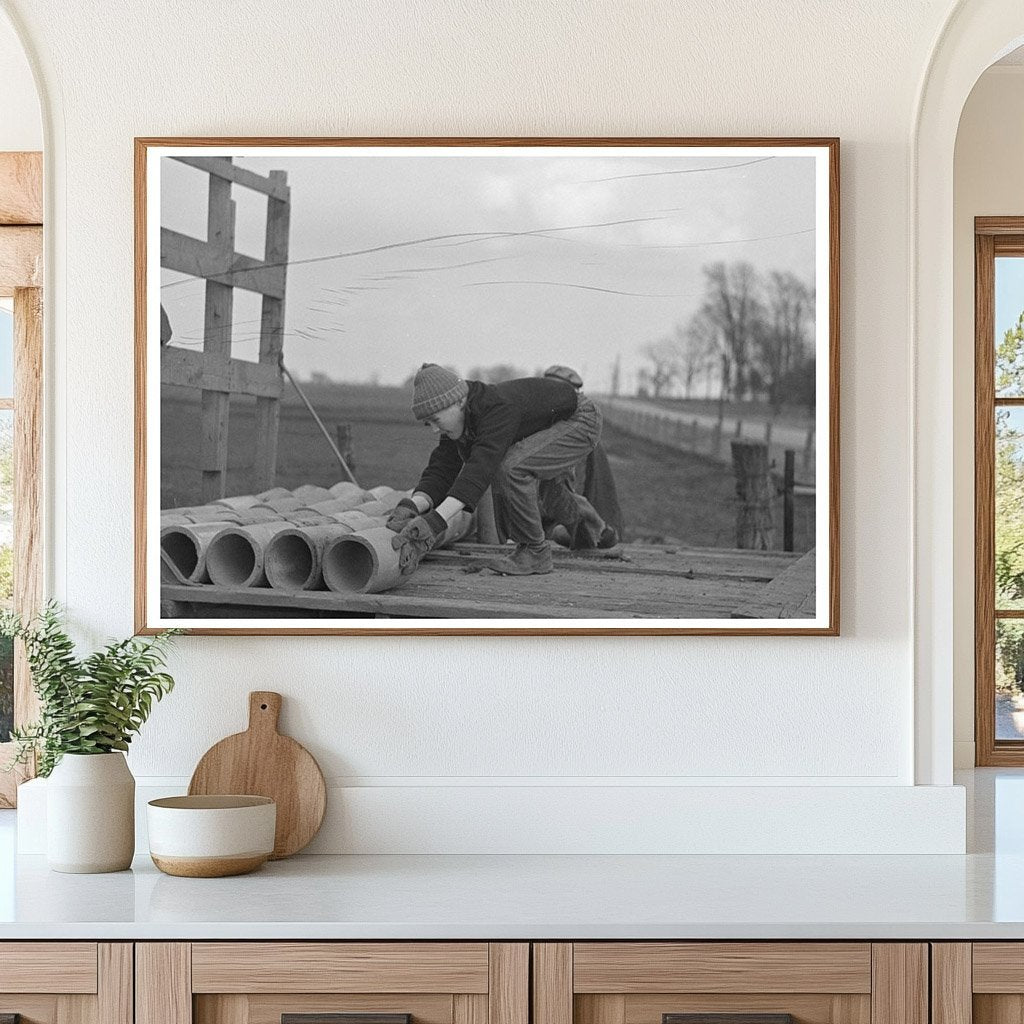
[731,440,774,550]
[783,449,795,552]
[200,170,235,503]
[254,169,289,492]
[335,423,355,472]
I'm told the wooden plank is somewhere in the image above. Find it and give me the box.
[931,944,971,1024]
[0,997,59,1024]
[161,346,284,398]
[136,944,191,1024]
[973,995,1024,1024]
[14,287,43,735]
[428,547,778,584]
[976,217,1024,236]
[870,945,927,1024]
[0,943,97,993]
[255,168,289,492]
[171,156,291,201]
[191,942,489,994]
[489,944,528,1024]
[194,995,248,1024]
[0,225,42,294]
[0,152,42,224]
[200,175,234,504]
[161,229,285,299]
[972,944,1024,991]
[576,996,624,1024]
[98,944,133,1024]
[157,573,753,618]
[731,547,816,619]
[57,991,95,1024]
[534,945,572,1024]
[453,995,487,1024]
[572,943,871,994]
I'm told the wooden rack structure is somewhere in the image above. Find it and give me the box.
[160,157,290,502]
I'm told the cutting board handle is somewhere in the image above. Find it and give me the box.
[248,691,282,734]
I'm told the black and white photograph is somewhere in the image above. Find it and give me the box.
[137,138,838,634]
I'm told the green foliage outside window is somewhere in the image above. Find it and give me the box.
[996,311,1024,694]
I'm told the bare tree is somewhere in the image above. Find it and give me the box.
[700,261,763,401]
[680,312,718,399]
[638,335,684,398]
[755,271,814,415]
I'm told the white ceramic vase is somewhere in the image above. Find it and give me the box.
[46,752,135,873]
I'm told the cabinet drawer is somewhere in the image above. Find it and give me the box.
[0,942,99,993]
[534,943,926,1024]
[572,944,871,994]
[191,943,490,993]
[139,942,528,1024]
[0,943,130,1024]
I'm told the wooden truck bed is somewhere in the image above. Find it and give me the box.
[161,543,816,621]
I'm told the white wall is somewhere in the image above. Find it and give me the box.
[0,11,39,151]
[0,0,972,852]
[952,66,1024,767]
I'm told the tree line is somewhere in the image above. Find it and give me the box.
[638,260,816,416]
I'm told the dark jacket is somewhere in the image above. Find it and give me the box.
[415,377,578,510]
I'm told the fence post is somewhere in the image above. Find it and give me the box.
[783,449,795,552]
[804,426,815,472]
[731,441,774,550]
[335,423,355,474]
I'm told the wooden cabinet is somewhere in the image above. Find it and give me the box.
[0,938,946,1024]
[0,943,132,1024]
[932,943,1022,1024]
[136,944,528,1024]
[532,944,928,1024]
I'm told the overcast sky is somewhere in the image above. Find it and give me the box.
[158,148,818,392]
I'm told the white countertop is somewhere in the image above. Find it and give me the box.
[1,768,1022,941]
[0,849,1021,940]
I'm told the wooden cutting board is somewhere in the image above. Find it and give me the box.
[188,691,327,859]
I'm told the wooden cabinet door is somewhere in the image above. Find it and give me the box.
[0,943,131,1024]
[137,943,528,1024]
[534,944,928,1024]
[939,942,1024,1024]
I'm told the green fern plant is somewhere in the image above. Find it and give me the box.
[0,602,180,777]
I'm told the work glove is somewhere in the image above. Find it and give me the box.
[391,510,448,574]
[385,497,421,532]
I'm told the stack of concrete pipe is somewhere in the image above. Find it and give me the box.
[160,482,472,595]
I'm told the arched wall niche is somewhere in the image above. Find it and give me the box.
[914,0,1024,785]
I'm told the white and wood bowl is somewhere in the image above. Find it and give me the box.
[147,795,276,877]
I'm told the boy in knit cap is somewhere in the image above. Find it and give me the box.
[387,363,603,576]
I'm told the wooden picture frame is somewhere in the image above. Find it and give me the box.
[135,137,839,636]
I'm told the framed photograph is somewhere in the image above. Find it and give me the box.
[135,137,838,636]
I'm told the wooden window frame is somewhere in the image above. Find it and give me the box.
[0,151,43,807]
[975,216,1024,765]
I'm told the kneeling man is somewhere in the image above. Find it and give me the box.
[387,363,602,575]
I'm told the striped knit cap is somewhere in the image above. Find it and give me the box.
[411,363,468,420]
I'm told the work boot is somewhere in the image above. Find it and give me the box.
[480,542,554,576]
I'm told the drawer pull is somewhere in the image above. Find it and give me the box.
[665,1016,795,1024]
[283,1016,411,1024]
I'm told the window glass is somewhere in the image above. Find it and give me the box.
[996,407,1024,610]
[0,306,13,398]
[0,407,10,742]
[997,620,1024,740]
[996,257,1024,397]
